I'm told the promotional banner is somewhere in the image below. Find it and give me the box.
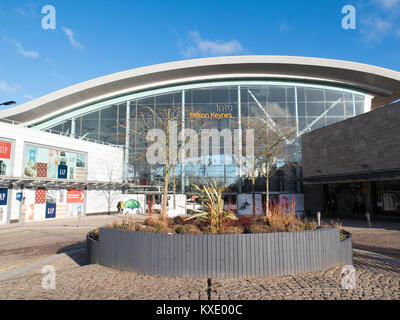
[237,194,262,215]
[0,141,11,159]
[0,188,7,224]
[58,164,68,179]
[45,203,56,219]
[279,194,305,215]
[0,141,12,177]
[237,194,252,215]
[0,189,7,206]
[67,203,83,217]
[254,194,263,215]
[166,194,186,216]
[24,146,38,177]
[67,189,85,203]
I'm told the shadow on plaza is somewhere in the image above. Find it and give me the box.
[353,244,400,262]
[326,217,400,231]
[57,241,87,266]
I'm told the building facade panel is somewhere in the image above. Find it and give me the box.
[0,122,124,223]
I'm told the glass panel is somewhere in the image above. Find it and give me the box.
[81,111,99,140]
[40,82,367,193]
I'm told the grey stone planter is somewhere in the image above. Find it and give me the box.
[86,227,352,278]
[86,234,100,264]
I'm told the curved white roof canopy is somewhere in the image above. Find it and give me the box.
[1,55,400,124]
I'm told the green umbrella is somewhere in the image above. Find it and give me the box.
[124,199,141,209]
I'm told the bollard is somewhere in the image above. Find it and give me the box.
[21,212,25,228]
[365,212,371,228]
[317,211,321,226]
[77,211,81,228]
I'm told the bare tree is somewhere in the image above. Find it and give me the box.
[120,106,188,223]
[242,97,297,217]
[90,153,124,215]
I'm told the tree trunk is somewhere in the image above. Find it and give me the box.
[173,164,176,210]
[265,172,270,217]
[162,165,169,223]
[108,189,111,215]
[252,166,256,217]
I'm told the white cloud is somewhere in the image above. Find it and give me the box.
[360,16,393,43]
[62,27,84,50]
[358,0,400,45]
[181,30,243,58]
[24,94,35,101]
[11,39,39,58]
[15,2,37,16]
[15,7,27,15]
[372,0,399,10]
[0,81,22,93]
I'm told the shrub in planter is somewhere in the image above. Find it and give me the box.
[304,221,318,230]
[268,218,286,232]
[140,225,158,233]
[287,219,306,232]
[187,181,238,234]
[237,215,254,227]
[144,217,168,231]
[248,224,270,234]
[174,224,202,234]
[222,225,244,234]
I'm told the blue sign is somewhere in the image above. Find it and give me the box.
[57,165,68,179]
[0,189,7,206]
[16,192,23,201]
[45,203,56,219]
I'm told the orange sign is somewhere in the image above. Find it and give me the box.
[67,189,85,203]
[0,141,11,159]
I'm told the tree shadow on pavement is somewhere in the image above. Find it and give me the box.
[57,241,87,266]
[353,244,400,261]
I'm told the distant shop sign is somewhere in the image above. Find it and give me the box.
[67,189,84,203]
[0,189,7,206]
[0,141,11,159]
[57,165,68,179]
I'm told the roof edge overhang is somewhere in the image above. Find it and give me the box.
[1,55,400,124]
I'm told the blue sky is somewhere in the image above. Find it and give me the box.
[0,0,399,108]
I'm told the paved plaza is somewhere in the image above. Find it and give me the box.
[0,215,399,300]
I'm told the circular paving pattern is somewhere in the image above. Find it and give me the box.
[0,250,399,300]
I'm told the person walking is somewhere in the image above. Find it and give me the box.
[117,201,121,214]
[121,201,125,215]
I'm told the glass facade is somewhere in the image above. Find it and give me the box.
[38,81,367,193]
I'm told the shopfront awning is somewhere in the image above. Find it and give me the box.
[0,176,131,190]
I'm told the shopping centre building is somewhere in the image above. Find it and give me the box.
[1,56,400,223]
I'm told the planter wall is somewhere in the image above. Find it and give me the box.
[86,234,100,264]
[339,233,353,266]
[87,227,353,278]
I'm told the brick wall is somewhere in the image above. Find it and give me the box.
[301,102,400,178]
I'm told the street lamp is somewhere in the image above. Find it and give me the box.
[0,101,16,106]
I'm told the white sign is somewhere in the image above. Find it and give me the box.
[166,194,186,217]
[279,194,304,215]
[237,194,252,215]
